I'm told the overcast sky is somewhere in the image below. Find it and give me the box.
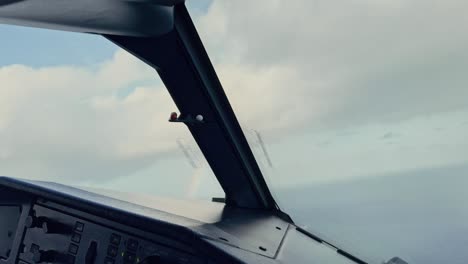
[0,0,467,199]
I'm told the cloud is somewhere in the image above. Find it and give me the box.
[2,0,468,188]
[191,0,468,187]
[0,50,186,182]
[198,0,468,132]
[0,37,318,185]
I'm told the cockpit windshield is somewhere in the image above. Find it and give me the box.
[1,1,468,264]
[192,1,468,263]
[0,22,223,200]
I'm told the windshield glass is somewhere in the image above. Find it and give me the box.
[1,1,467,263]
[191,1,468,263]
[0,21,223,200]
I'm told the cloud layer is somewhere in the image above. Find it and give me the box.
[0,50,188,182]
[194,0,468,185]
[1,0,468,188]
[199,0,468,132]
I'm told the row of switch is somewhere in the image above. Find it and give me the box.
[122,237,139,264]
[27,218,85,264]
[27,218,139,264]
[106,233,120,264]
[67,221,84,263]
[106,233,140,264]
[109,234,138,252]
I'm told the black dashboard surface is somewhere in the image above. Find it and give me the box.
[0,176,363,264]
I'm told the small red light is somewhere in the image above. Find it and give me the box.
[169,112,178,121]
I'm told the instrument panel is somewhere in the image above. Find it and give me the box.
[0,179,213,264]
[0,177,366,264]
[19,204,203,264]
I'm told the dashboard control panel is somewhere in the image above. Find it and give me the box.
[17,204,205,264]
[0,176,368,264]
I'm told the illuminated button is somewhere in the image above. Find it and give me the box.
[107,246,118,258]
[126,239,138,252]
[69,244,79,255]
[123,252,136,264]
[74,222,84,232]
[104,257,115,264]
[110,234,121,245]
[71,233,81,243]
